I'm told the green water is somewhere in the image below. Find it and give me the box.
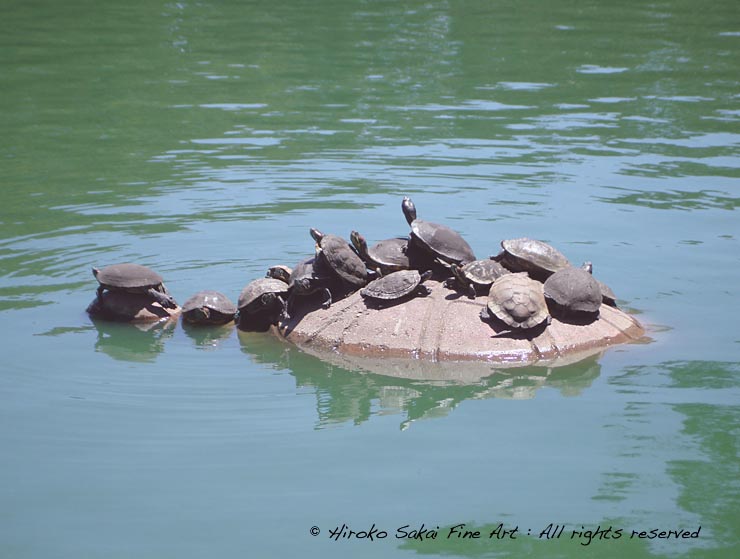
[1,0,739,557]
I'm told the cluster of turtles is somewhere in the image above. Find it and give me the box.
[87,196,617,334]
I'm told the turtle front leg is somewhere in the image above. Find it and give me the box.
[96,285,105,300]
[147,288,177,309]
[467,284,477,299]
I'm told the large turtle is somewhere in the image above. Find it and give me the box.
[401,197,476,266]
[311,228,369,288]
[480,273,550,330]
[236,278,289,330]
[447,259,510,298]
[92,263,177,309]
[360,270,433,302]
[543,267,602,318]
[495,238,570,280]
[181,290,237,325]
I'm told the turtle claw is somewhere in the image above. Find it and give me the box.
[321,288,333,309]
[467,284,477,299]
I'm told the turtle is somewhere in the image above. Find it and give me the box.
[581,261,618,307]
[92,263,177,309]
[181,290,237,325]
[543,267,602,317]
[360,270,433,302]
[480,272,550,330]
[236,278,289,330]
[401,197,476,266]
[265,264,292,284]
[310,228,369,287]
[286,256,334,316]
[494,238,570,280]
[447,258,510,298]
[350,230,410,275]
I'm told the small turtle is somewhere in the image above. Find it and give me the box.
[543,267,602,317]
[481,273,550,330]
[350,231,410,275]
[236,278,289,330]
[265,265,292,284]
[311,228,369,287]
[286,256,334,316]
[582,261,618,307]
[402,197,476,266]
[92,263,177,309]
[447,259,510,298]
[495,238,570,280]
[181,290,237,325]
[360,270,433,302]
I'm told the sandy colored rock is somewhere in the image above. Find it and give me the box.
[276,279,644,368]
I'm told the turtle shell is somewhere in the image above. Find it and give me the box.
[597,279,618,307]
[351,231,410,273]
[93,263,164,289]
[238,278,289,313]
[457,259,509,286]
[288,256,331,294]
[543,267,602,314]
[402,197,476,265]
[360,270,428,301]
[265,265,293,284]
[486,273,550,329]
[499,238,570,278]
[313,230,368,287]
[181,290,237,325]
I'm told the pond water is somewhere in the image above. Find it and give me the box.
[1,0,738,557]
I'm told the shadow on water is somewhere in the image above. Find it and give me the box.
[237,328,603,429]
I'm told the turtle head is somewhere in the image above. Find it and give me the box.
[260,292,277,306]
[349,230,368,257]
[294,278,312,294]
[581,261,593,274]
[401,196,417,225]
[309,228,324,243]
[450,264,465,283]
[419,270,433,283]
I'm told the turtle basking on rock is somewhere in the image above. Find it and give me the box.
[181,290,237,325]
[92,263,177,309]
[494,238,570,280]
[401,197,476,267]
[543,267,602,319]
[236,278,289,331]
[286,256,335,317]
[480,273,551,331]
[447,259,510,298]
[311,228,370,288]
[350,231,411,275]
[360,270,433,303]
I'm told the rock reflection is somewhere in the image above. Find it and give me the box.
[238,326,603,429]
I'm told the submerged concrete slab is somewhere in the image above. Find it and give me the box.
[276,279,644,369]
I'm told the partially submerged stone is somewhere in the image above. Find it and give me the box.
[275,279,644,367]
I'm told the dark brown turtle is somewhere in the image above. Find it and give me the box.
[181,290,237,325]
[495,238,570,280]
[286,256,334,317]
[543,267,602,318]
[360,270,433,302]
[310,228,369,288]
[447,259,510,298]
[92,263,177,309]
[401,197,476,266]
[480,273,550,330]
[350,231,410,275]
[236,278,290,330]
